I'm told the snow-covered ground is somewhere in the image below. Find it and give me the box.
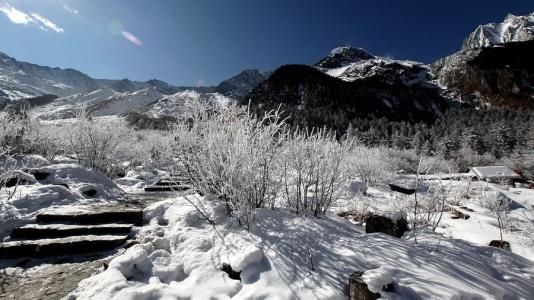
[66,194,534,299]
[3,154,534,299]
[334,178,534,262]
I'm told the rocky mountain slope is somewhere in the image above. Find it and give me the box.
[433,40,534,109]
[433,13,534,109]
[214,69,270,100]
[462,13,534,50]
[315,47,435,88]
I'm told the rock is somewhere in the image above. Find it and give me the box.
[28,169,50,180]
[348,271,380,300]
[450,210,470,220]
[82,189,97,197]
[489,240,511,251]
[365,214,409,238]
[222,263,241,281]
[0,171,36,188]
[459,206,474,212]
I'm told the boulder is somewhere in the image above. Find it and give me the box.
[28,169,50,180]
[489,240,511,251]
[450,210,470,220]
[0,171,36,188]
[348,271,380,300]
[365,214,408,238]
[222,263,241,281]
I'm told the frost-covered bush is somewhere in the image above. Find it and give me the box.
[171,104,286,228]
[349,145,387,187]
[385,148,458,174]
[512,216,534,246]
[172,103,354,225]
[68,106,124,178]
[280,129,351,216]
[479,190,511,242]
[0,110,36,155]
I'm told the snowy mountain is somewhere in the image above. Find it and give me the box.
[0,52,98,103]
[126,90,233,129]
[0,51,179,108]
[0,51,271,118]
[314,47,435,88]
[433,12,534,109]
[462,13,534,50]
[136,90,232,118]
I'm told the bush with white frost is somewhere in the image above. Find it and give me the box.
[172,104,286,228]
[349,145,387,188]
[171,104,354,226]
[479,189,511,242]
[281,129,351,216]
[68,106,124,178]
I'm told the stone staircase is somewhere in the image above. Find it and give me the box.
[0,209,143,259]
[144,174,193,192]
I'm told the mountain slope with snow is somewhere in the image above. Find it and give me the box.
[314,47,436,88]
[462,13,534,50]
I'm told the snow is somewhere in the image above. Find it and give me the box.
[67,195,534,299]
[0,161,125,240]
[114,167,161,193]
[230,245,264,272]
[470,166,522,180]
[361,267,393,294]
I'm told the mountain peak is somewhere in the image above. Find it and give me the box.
[462,12,534,50]
[216,69,270,100]
[316,46,375,69]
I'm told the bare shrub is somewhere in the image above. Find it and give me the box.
[511,215,534,246]
[171,104,286,228]
[349,145,387,188]
[68,106,124,178]
[280,129,351,216]
[479,189,511,242]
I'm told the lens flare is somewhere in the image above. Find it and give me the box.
[121,31,142,46]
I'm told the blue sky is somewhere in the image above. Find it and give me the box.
[0,0,532,86]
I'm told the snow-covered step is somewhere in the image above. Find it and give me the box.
[0,235,128,259]
[144,185,191,192]
[10,223,133,240]
[36,209,143,226]
[154,180,183,186]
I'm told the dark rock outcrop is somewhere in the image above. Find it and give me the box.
[222,263,241,281]
[489,240,511,251]
[365,215,409,238]
[433,40,534,109]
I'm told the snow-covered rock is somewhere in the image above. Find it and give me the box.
[0,162,125,239]
[462,13,534,50]
[361,267,394,295]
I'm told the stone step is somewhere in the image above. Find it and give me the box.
[36,210,143,226]
[144,185,191,192]
[10,223,133,240]
[154,181,183,186]
[0,235,128,259]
